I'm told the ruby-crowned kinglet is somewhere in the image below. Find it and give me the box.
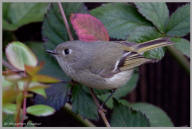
[46,37,173,89]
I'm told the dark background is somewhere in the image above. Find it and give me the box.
[13,2,190,127]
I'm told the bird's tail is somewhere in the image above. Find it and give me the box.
[134,37,173,53]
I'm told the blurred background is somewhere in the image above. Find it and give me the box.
[4,2,190,127]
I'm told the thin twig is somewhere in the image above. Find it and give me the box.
[57,3,110,127]
[20,79,31,125]
[57,2,74,41]
[89,88,111,127]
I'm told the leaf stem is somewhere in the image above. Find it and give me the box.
[20,79,31,126]
[167,46,190,74]
[57,2,74,41]
[89,88,111,127]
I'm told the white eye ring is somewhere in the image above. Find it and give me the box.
[62,48,72,55]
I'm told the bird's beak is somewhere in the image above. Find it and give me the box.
[46,50,58,55]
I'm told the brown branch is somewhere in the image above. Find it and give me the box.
[89,88,111,127]
[57,2,74,41]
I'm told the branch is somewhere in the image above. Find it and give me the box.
[89,88,111,127]
[57,2,74,41]
[57,3,110,127]
[63,103,96,127]
[167,46,190,74]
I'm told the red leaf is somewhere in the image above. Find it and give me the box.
[70,13,109,42]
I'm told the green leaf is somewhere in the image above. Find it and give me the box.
[170,38,190,57]
[91,3,152,40]
[135,2,169,33]
[5,41,38,71]
[166,4,190,37]
[111,100,150,127]
[128,103,174,126]
[27,42,69,80]
[42,3,88,50]
[72,86,98,120]
[29,86,47,98]
[127,26,162,43]
[3,3,48,31]
[3,103,17,114]
[126,26,165,59]
[143,48,165,60]
[27,104,55,116]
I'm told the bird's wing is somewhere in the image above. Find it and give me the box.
[117,52,154,71]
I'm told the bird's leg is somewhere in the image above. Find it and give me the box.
[99,89,116,111]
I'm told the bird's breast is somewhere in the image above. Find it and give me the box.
[104,70,133,89]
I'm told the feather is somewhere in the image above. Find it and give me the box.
[120,37,173,53]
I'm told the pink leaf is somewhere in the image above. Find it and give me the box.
[70,13,109,42]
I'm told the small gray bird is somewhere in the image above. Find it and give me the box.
[47,37,173,89]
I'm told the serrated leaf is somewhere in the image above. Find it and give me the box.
[170,38,190,57]
[135,2,169,33]
[34,82,70,110]
[111,100,150,127]
[42,3,88,50]
[27,104,55,116]
[72,86,98,120]
[166,4,190,37]
[143,48,165,60]
[32,74,61,83]
[3,3,48,31]
[91,3,152,40]
[126,26,165,59]
[70,13,109,41]
[5,41,38,71]
[129,103,174,126]
[127,26,162,43]
[3,103,17,114]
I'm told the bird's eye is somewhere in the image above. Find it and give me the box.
[62,48,71,55]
